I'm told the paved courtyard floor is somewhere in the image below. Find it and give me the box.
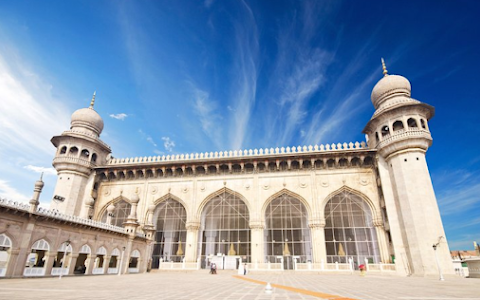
[0,271,479,300]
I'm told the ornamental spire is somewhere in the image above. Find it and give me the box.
[89,91,96,109]
[381,58,388,77]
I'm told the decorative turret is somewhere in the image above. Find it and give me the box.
[364,59,435,159]
[50,93,111,216]
[29,173,44,213]
[363,59,453,277]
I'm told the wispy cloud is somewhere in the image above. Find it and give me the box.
[161,137,175,152]
[138,129,157,147]
[0,180,29,202]
[191,84,224,149]
[109,113,128,120]
[227,0,259,150]
[24,165,57,176]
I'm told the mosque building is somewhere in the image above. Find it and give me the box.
[0,62,454,278]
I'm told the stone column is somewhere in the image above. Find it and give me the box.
[5,249,20,278]
[68,254,79,275]
[44,252,56,276]
[103,255,110,274]
[106,204,115,225]
[373,219,391,263]
[249,222,264,264]
[12,220,36,277]
[185,221,201,262]
[309,219,326,263]
[86,254,95,275]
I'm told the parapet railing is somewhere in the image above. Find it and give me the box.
[108,141,368,165]
[0,198,124,234]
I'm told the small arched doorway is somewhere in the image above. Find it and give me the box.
[74,244,91,274]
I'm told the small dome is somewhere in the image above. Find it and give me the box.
[371,75,411,109]
[131,193,140,204]
[71,107,104,135]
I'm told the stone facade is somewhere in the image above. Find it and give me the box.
[0,65,454,277]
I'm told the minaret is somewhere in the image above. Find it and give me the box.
[29,173,44,213]
[363,60,453,277]
[50,92,111,216]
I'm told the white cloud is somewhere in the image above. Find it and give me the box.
[146,137,157,147]
[191,85,224,149]
[162,137,175,152]
[109,113,128,120]
[0,179,29,202]
[24,165,57,176]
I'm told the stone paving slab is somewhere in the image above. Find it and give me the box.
[0,271,479,300]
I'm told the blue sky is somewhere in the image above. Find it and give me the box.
[0,0,478,250]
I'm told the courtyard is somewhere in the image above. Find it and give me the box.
[0,271,478,300]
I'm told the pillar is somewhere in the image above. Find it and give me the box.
[309,219,326,263]
[5,249,19,278]
[185,221,200,262]
[68,254,79,275]
[44,252,56,276]
[86,254,95,275]
[103,255,110,274]
[249,222,264,264]
[374,218,391,263]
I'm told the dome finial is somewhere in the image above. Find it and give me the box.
[381,58,388,77]
[89,91,96,109]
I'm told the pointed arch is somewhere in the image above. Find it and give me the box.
[95,194,132,221]
[261,189,312,220]
[153,193,188,212]
[320,186,380,221]
[195,187,251,220]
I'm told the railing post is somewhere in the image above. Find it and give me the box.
[321,259,324,271]
[364,258,369,272]
[182,258,186,269]
[335,262,339,270]
[380,262,383,273]
[308,261,312,270]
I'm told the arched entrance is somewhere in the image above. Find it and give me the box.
[74,244,91,274]
[0,234,12,277]
[24,239,50,276]
[151,199,187,268]
[324,191,380,266]
[264,193,312,269]
[199,191,250,269]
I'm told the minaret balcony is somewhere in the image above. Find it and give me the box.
[375,128,432,158]
[52,156,96,175]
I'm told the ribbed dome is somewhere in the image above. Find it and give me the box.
[371,75,411,109]
[71,107,104,136]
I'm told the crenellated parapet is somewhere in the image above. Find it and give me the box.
[107,142,367,165]
[94,142,376,182]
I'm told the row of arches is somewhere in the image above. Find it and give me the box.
[58,145,98,163]
[375,116,428,144]
[98,156,375,181]
[0,234,141,277]
[101,189,382,269]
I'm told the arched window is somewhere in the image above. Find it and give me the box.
[291,161,300,170]
[279,161,288,171]
[375,132,380,144]
[60,146,67,155]
[324,191,380,265]
[392,120,404,131]
[264,193,311,269]
[69,147,78,156]
[91,153,97,162]
[199,191,250,269]
[420,119,426,129]
[196,166,205,175]
[101,200,131,227]
[151,199,187,268]
[129,250,140,273]
[381,125,390,137]
[81,149,90,158]
[407,118,418,128]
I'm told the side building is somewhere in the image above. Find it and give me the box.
[0,64,454,277]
